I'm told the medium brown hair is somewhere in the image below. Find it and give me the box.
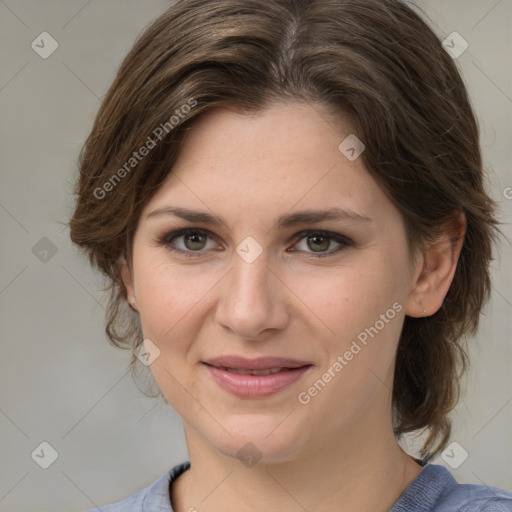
[69,0,501,461]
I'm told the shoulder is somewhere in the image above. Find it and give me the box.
[424,464,512,511]
[440,492,512,511]
[392,463,512,512]
[83,461,191,512]
[439,478,512,511]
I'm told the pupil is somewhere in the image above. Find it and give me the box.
[308,234,329,252]
[185,233,206,250]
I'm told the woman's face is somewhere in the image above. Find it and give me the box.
[122,102,423,463]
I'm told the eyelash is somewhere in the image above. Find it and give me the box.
[156,228,353,259]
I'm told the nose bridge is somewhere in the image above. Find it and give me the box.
[215,245,288,338]
[232,247,269,295]
[228,246,273,312]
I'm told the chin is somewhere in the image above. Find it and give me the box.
[204,414,308,466]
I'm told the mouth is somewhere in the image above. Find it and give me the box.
[202,356,313,398]
[203,355,312,371]
[206,366,300,376]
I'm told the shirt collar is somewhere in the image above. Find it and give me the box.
[390,463,457,512]
[142,461,191,512]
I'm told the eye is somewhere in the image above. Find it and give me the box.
[290,230,352,257]
[157,228,219,257]
[156,228,352,259]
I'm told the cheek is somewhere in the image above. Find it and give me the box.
[295,264,404,423]
[293,254,406,404]
[132,256,222,404]
[291,257,402,343]
[133,260,210,411]
[133,256,216,340]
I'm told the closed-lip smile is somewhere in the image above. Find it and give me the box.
[203,355,313,398]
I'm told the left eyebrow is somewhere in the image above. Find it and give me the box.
[275,207,372,228]
[145,206,372,228]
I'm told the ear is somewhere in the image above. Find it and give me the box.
[405,212,466,318]
[118,254,137,310]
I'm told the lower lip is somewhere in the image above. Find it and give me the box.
[203,364,312,398]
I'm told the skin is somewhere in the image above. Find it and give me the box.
[120,101,465,512]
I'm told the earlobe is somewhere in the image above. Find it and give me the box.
[405,212,466,318]
[118,254,137,310]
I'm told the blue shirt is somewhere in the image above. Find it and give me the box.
[85,460,512,511]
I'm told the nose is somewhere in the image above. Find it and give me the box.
[214,248,290,341]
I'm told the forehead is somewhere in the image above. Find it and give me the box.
[142,102,395,226]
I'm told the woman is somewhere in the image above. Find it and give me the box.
[69,0,512,510]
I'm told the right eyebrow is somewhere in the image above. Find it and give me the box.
[146,206,227,227]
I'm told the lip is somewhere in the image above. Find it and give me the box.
[203,355,312,371]
[202,355,313,398]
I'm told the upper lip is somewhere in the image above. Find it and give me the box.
[203,355,312,370]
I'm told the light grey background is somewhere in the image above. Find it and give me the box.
[0,1,511,511]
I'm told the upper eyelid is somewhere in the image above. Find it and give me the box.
[162,227,220,245]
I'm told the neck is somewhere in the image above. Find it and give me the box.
[171,403,423,512]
